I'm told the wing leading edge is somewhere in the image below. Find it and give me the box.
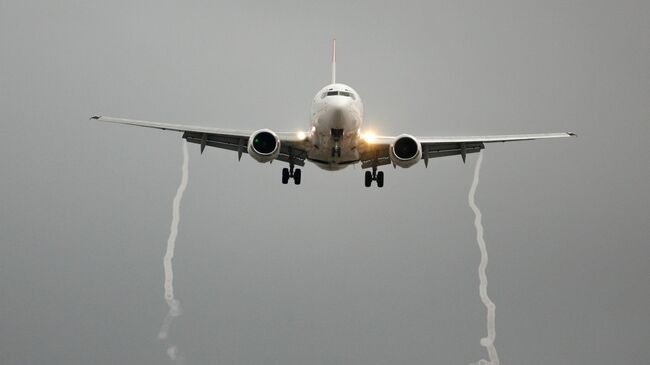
[359,132,575,168]
[90,116,309,166]
[92,116,575,168]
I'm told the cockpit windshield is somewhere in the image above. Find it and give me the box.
[322,90,356,99]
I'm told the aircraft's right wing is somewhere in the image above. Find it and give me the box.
[91,116,310,165]
[358,132,576,168]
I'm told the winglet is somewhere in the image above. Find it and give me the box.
[331,39,336,84]
[568,132,577,137]
[90,115,101,120]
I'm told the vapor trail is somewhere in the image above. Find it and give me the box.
[468,152,499,365]
[158,140,189,365]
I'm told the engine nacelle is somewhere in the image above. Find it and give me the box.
[248,129,280,163]
[389,134,422,168]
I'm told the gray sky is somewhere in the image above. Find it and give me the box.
[1,1,649,364]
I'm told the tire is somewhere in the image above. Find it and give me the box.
[282,168,290,184]
[294,168,301,185]
[377,171,384,188]
[364,171,372,187]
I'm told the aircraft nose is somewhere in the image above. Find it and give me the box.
[328,100,353,128]
[326,96,351,110]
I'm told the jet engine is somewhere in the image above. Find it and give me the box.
[248,129,280,163]
[389,134,422,168]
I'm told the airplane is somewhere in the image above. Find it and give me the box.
[92,40,575,188]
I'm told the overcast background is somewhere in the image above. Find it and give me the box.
[1,1,649,364]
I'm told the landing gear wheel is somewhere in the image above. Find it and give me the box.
[364,171,372,187]
[282,168,290,184]
[364,169,385,188]
[376,171,384,188]
[293,168,302,185]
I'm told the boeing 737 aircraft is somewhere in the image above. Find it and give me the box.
[92,41,575,187]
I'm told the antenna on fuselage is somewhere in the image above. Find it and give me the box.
[331,39,336,84]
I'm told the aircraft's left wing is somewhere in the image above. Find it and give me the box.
[359,132,575,168]
[91,116,309,165]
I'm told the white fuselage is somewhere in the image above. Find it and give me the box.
[308,83,364,170]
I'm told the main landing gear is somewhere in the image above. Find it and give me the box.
[364,166,384,188]
[282,148,301,185]
[282,165,301,185]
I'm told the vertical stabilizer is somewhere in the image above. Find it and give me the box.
[331,39,336,84]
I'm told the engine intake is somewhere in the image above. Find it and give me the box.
[248,129,280,163]
[389,134,422,168]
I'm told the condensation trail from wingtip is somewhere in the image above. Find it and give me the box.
[158,140,190,364]
[468,152,500,365]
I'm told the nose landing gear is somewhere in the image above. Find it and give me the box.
[331,144,341,158]
[364,167,384,188]
[330,129,343,158]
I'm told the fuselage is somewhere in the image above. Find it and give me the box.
[308,83,364,170]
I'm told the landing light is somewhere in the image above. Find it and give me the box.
[296,131,307,140]
[362,132,377,143]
